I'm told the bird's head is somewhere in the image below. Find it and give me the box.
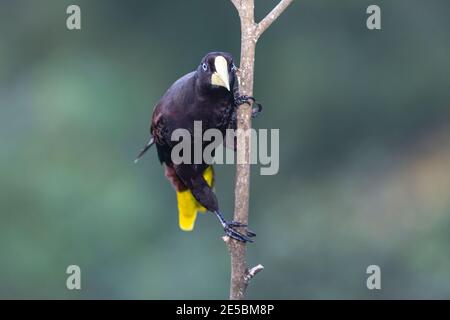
[197,52,236,92]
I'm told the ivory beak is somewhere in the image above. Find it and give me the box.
[211,56,230,91]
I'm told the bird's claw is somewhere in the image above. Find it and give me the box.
[246,229,256,237]
[234,95,255,107]
[234,95,263,119]
[224,220,256,243]
[251,102,263,118]
[227,220,247,228]
[228,220,256,237]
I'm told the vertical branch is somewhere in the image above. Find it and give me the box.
[226,0,294,300]
[228,0,256,301]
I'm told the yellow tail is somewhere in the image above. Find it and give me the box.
[176,166,214,231]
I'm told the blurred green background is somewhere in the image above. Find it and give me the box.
[1,0,450,299]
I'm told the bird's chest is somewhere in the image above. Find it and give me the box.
[193,100,234,132]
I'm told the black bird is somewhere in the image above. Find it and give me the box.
[136,52,261,242]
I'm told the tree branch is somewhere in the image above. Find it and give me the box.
[244,264,264,284]
[226,0,293,300]
[256,0,294,39]
[230,0,240,11]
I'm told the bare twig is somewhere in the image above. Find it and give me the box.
[256,0,294,39]
[244,264,265,284]
[227,0,293,300]
[230,0,240,11]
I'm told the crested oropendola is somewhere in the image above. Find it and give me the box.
[136,52,261,242]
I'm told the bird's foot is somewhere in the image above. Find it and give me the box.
[234,95,255,107]
[214,211,255,243]
[234,95,263,119]
[224,220,256,243]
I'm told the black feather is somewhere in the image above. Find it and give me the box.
[134,137,155,163]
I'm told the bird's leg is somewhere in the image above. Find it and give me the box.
[233,95,263,119]
[174,164,256,242]
[214,210,256,243]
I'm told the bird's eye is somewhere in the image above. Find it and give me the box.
[202,63,208,71]
[231,63,237,72]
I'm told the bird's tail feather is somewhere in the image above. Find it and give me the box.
[177,166,214,231]
[134,137,155,163]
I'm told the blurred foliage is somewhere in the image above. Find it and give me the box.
[1,0,450,299]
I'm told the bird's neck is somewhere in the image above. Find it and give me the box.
[195,80,233,104]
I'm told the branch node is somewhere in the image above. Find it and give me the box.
[244,264,264,284]
[222,235,230,244]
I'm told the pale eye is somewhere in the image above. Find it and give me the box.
[202,63,208,71]
[231,63,237,71]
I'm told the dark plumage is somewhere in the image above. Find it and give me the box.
[137,52,258,242]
